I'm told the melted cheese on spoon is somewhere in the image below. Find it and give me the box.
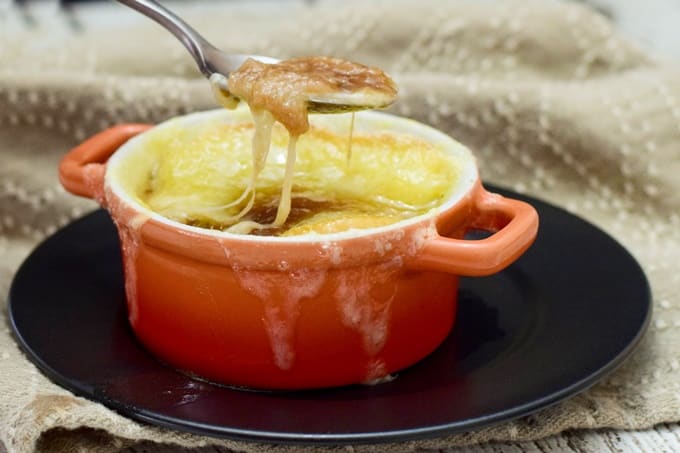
[208,56,397,234]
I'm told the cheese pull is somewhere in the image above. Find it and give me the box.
[204,56,398,234]
[141,113,460,236]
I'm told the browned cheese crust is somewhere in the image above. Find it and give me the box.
[227,56,397,136]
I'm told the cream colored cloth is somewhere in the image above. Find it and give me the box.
[2,0,680,452]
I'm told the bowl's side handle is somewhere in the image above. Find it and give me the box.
[410,188,539,277]
[58,124,151,200]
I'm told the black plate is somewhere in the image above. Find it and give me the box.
[8,187,651,445]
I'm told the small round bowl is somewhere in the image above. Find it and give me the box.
[59,109,538,390]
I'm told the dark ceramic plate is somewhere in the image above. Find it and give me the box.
[8,187,651,445]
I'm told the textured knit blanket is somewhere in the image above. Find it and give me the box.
[1,0,679,451]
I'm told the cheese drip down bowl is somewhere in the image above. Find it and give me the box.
[59,108,538,390]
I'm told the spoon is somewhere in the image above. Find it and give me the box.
[115,0,393,113]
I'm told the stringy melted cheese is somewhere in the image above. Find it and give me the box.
[201,56,398,233]
[139,116,460,236]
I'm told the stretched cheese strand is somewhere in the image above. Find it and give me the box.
[272,134,298,226]
[346,112,355,165]
[195,108,274,221]
[226,133,298,234]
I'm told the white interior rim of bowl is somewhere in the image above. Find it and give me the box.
[105,108,480,243]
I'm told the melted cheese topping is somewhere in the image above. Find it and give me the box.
[139,117,459,236]
[227,57,397,135]
[202,56,398,234]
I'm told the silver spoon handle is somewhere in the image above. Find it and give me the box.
[115,0,216,77]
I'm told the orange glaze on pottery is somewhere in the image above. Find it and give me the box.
[58,110,538,390]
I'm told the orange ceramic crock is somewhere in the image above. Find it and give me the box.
[59,109,538,390]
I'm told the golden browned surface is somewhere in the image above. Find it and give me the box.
[227,56,397,135]
[139,117,459,236]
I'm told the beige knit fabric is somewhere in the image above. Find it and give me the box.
[1,0,680,452]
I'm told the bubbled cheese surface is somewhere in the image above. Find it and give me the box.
[136,116,460,235]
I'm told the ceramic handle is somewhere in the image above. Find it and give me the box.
[59,124,151,199]
[410,187,539,277]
